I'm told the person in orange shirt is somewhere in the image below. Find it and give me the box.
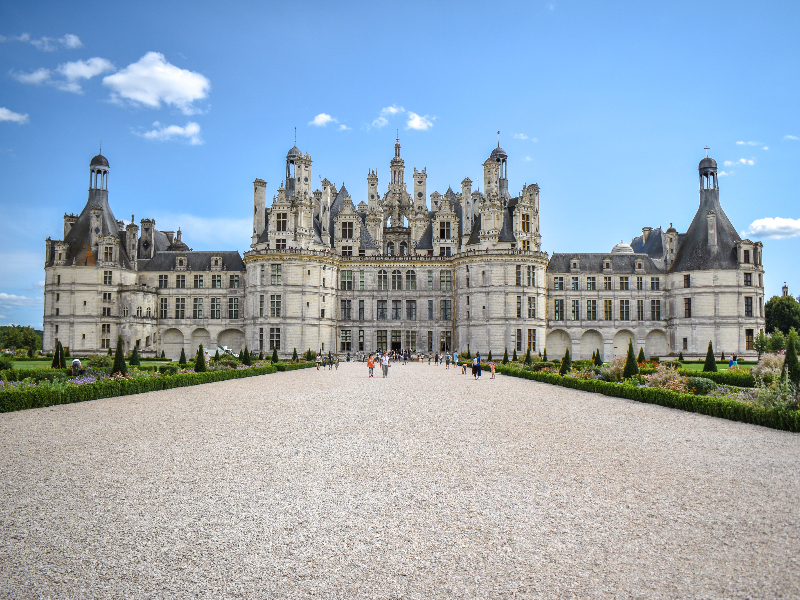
[367,354,375,377]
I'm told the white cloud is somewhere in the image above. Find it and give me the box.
[762,146,768,151]
[0,107,29,124]
[745,217,800,239]
[138,121,203,145]
[523,156,533,162]
[338,124,350,131]
[785,135,799,141]
[51,57,115,93]
[736,140,762,146]
[723,158,755,167]
[406,111,435,131]
[513,133,528,139]
[12,68,52,85]
[60,34,82,49]
[14,33,82,51]
[0,293,39,307]
[718,170,733,176]
[103,52,210,115]
[309,113,336,126]
[372,105,405,128]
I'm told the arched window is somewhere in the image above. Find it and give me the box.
[136,306,142,317]
[399,241,408,255]
[391,270,402,290]
[146,307,151,317]
[405,270,416,290]
[123,306,129,317]
[377,269,388,290]
[387,242,394,255]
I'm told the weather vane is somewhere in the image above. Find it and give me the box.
[704,146,710,157]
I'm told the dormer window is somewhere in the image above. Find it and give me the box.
[743,250,750,264]
[277,213,288,232]
[342,222,354,239]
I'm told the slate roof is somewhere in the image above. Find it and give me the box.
[547,253,664,274]
[357,212,378,249]
[416,222,433,249]
[139,251,245,272]
[61,189,132,269]
[630,227,665,259]
[670,189,741,272]
[466,215,481,246]
[498,205,517,243]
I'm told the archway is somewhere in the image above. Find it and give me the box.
[645,329,668,359]
[580,329,603,361]
[218,328,245,353]
[386,242,394,255]
[612,329,636,358]
[191,328,211,354]
[546,329,571,360]
[161,328,184,360]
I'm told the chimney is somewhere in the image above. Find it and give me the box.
[642,227,651,242]
[707,211,717,248]
[163,231,175,246]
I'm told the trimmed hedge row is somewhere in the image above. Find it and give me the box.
[676,369,755,388]
[0,362,315,413]
[496,365,800,433]
[1,368,72,382]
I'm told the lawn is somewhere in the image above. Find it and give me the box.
[678,362,751,372]
[8,360,175,370]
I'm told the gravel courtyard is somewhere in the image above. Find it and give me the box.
[1,362,799,599]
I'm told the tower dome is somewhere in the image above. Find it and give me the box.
[90,153,109,167]
[286,145,302,160]
[611,240,634,254]
[490,145,507,162]
[699,156,717,172]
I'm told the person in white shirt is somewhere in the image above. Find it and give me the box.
[381,353,390,378]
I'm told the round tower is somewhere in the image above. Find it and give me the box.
[90,152,109,190]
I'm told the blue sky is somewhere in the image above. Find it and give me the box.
[1,0,798,328]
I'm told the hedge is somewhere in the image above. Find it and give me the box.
[0,362,315,413]
[1,368,71,382]
[496,365,800,433]
[676,369,755,388]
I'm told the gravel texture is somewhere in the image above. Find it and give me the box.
[1,361,799,599]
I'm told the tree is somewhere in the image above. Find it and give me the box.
[754,331,770,358]
[678,350,684,361]
[487,350,492,361]
[161,350,166,359]
[292,348,299,362]
[179,348,187,365]
[195,344,207,373]
[0,325,42,353]
[502,347,509,365]
[524,348,532,366]
[112,336,127,376]
[703,341,717,372]
[213,349,220,362]
[559,348,571,375]
[129,346,140,366]
[108,346,113,356]
[543,349,548,361]
[51,341,65,369]
[594,349,603,367]
[781,334,800,385]
[512,349,517,362]
[242,345,252,366]
[770,330,786,353]
[271,347,279,362]
[637,347,645,363]
[720,351,725,362]
[623,340,639,379]
[64,346,70,358]
[765,295,800,336]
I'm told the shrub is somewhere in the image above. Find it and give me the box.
[194,345,207,373]
[271,348,279,362]
[720,351,726,362]
[623,340,639,379]
[488,351,492,361]
[559,348,572,375]
[179,348,187,365]
[637,347,646,363]
[782,335,800,385]
[51,341,65,369]
[512,349,517,362]
[87,355,113,368]
[159,365,178,376]
[304,349,317,362]
[677,369,755,388]
[107,347,113,356]
[129,346,141,367]
[601,356,627,382]
[112,336,127,376]
[703,341,717,372]
[751,353,784,385]
[502,348,508,365]
[217,354,239,368]
[242,346,252,366]
[686,376,717,396]
[645,363,686,392]
[678,351,684,361]
[543,349,548,361]
[292,348,299,363]
[0,358,13,371]
[594,350,603,367]
[161,350,166,359]
[213,349,220,362]
[524,348,532,366]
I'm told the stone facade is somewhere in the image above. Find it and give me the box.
[42,145,764,360]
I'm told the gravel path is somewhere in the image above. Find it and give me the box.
[1,362,799,599]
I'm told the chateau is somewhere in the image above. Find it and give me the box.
[43,142,765,360]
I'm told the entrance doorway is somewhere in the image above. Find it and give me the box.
[391,330,402,352]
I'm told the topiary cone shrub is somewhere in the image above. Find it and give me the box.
[623,340,639,379]
[559,348,571,375]
[129,346,140,366]
[51,341,65,370]
[543,349,548,361]
[637,347,646,363]
[292,348,299,363]
[179,348,187,365]
[502,347,509,364]
[108,346,113,356]
[594,349,603,367]
[512,349,517,362]
[703,341,718,372]
[488,350,492,361]
[678,350,684,361]
[214,349,220,362]
[524,348,532,366]
[781,335,800,385]
[194,345,207,373]
[242,346,252,366]
[112,336,127,376]
[271,348,279,362]
[161,350,166,359]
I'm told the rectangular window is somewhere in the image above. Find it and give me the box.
[604,276,612,291]
[587,276,597,291]
[651,299,661,321]
[406,300,416,321]
[572,299,580,321]
[377,300,387,320]
[650,277,660,291]
[406,270,416,290]
[377,330,388,352]
[341,300,352,320]
[521,213,530,233]
[745,296,753,317]
[103,270,113,285]
[270,294,282,317]
[101,307,110,317]
[391,270,402,290]
[341,270,353,290]
[259,327,264,352]
[619,277,629,291]
[427,331,433,352]
[684,298,692,318]
[744,249,750,264]
[228,297,239,319]
[102,292,112,302]
[320,308,325,319]
[341,246,352,256]
[270,264,281,285]
[683,337,688,350]
[230,274,240,289]
[176,275,185,289]
[516,265,522,286]
[269,327,281,350]
[175,297,186,319]
[440,270,452,291]
[193,297,203,319]
[275,239,287,250]
[440,330,452,352]
[101,338,110,349]
[428,299,434,321]
[158,275,169,288]
[405,331,416,351]
[527,265,535,287]
[276,213,288,232]
[358,299,364,320]
[359,329,364,351]
[377,270,388,290]
[359,270,365,290]
[587,299,597,320]
[746,328,754,350]
[527,329,536,351]
[604,299,613,320]
[684,274,691,288]
[636,276,643,291]
[516,296,522,318]
[342,221,354,239]
[554,299,564,320]
[210,298,221,319]
[527,296,536,318]
[637,299,644,320]
[440,299,452,320]
[340,329,352,352]
[391,300,402,320]
[619,299,630,320]
[553,276,564,290]
[101,324,111,335]
[159,298,168,319]
[516,329,523,352]
[744,273,752,286]
[194,275,203,289]
[571,277,579,291]
[260,265,266,285]
[439,221,451,239]
[259,294,265,317]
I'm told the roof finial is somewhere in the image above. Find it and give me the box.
[396,129,399,143]
[99,141,102,154]
[294,127,297,146]
[704,146,710,157]
[497,131,500,147]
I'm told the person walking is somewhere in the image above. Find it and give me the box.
[462,360,467,375]
[476,352,482,378]
[367,354,375,377]
[445,354,450,369]
[471,355,478,379]
[381,352,390,378]
[490,361,496,379]
[334,356,339,370]
[428,353,431,365]
[316,354,322,370]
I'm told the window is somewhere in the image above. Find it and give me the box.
[342,222,354,239]
[604,299,613,320]
[405,331,416,351]
[554,299,564,320]
[269,264,281,285]
[684,274,691,288]
[521,213,530,233]
[684,298,692,318]
[358,299,364,320]
[440,330,452,352]
[276,239,287,250]
[746,328,754,350]
[745,296,753,317]
[516,296,522,318]
[276,213,288,232]
[440,270,452,291]
[427,270,433,290]
[571,299,580,321]
[516,329,523,352]
[346,299,357,321]
[392,330,402,349]
[259,295,265,317]
[603,276,612,291]
[103,270,113,285]
[228,297,239,319]
[259,328,264,352]
[553,276,564,290]
[637,299,644,320]
[427,331,433,352]
[175,297,186,319]
[359,330,364,351]
[572,277,579,291]
[587,299,597,320]
[587,277,597,291]
[341,246,352,256]
[744,273,752,287]
[744,249,750,264]
[683,337,688,350]
[102,292,112,302]
[377,330,387,352]
[528,296,536,318]
[651,299,661,321]
[378,270,388,290]
[439,221,451,239]
[340,329,352,352]
[428,299,434,320]
[176,275,186,289]
[619,277,629,291]
[516,265,522,286]
[209,274,220,289]
[160,298,168,319]
[759,274,762,287]
[377,300,387,320]
[158,275,169,288]
[193,298,203,319]
[269,327,281,350]
[636,276,643,291]
[406,300,416,321]
[341,270,353,290]
[260,265,266,285]
[101,338,110,349]
[136,306,142,317]
[405,270,416,290]
[527,265,536,287]
[57,275,60,285]
[389,300,400,320]
[650,277,660,291]
[210,298,221,319]
[192,275,202,289]
[359,270,365,290]
[522,240,530,251]
[101,307,110,317]
[392,270,403,290]
[440,299,452,320]
[270,294,282,317]
[619,299,630,320]
[527,329,536,351]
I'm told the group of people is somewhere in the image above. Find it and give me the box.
[361,350,496,380]
[314,352,340,370]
